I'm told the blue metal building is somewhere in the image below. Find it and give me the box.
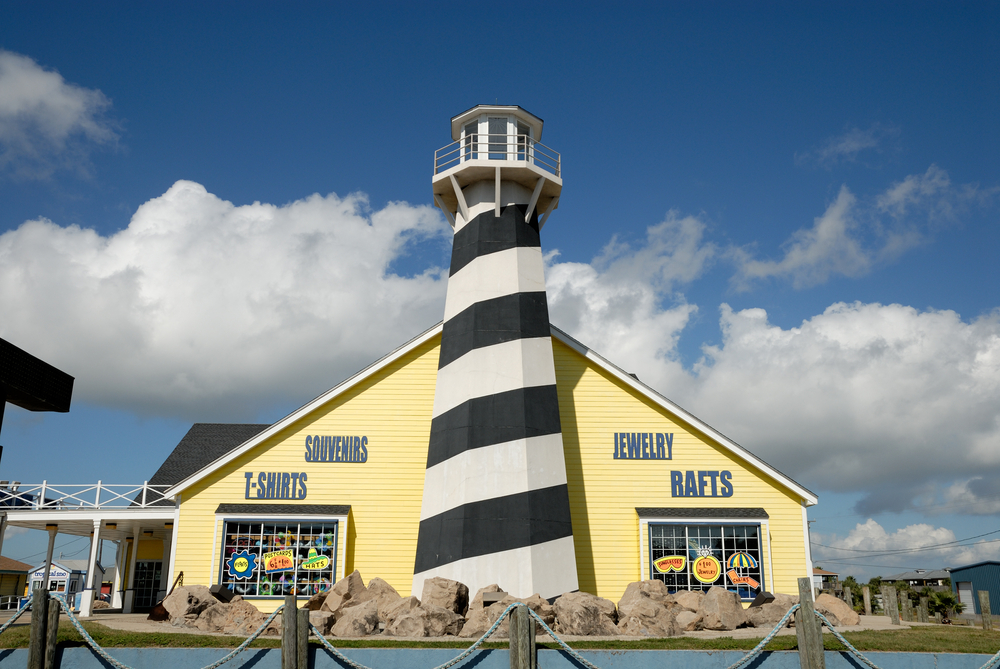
[950,561,1000,615]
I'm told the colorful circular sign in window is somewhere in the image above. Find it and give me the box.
[692,554,722,583]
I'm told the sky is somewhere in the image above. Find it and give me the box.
[0,2,998,581]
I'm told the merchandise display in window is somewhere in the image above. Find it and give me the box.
[220,521,338,597]
[649,523,764,600]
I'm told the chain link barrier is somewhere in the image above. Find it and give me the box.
[47,593,284,669]
[0,593,994,669]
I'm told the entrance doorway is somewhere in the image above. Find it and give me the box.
[133,561,163,611]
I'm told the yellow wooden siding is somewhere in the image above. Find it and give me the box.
[551,338,809,603]
[173,336,440,611]
[137,539,163,561]
[172,333,809,611]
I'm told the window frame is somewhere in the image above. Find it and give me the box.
[213,513,347,600]
[638,514,773,602]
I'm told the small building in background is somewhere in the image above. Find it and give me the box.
[813,567,840,592]
[0,556,31,609]
[881,568,951,591]
[950,561,1000,615]
[28,559,103,597]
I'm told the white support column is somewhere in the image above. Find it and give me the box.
[537,196,559,230]
[123,528,140,613]
[449,174,469,223]
[157,524,173,601]
[112,540,124,608]
[41,524,57,591]
[525,177,545,222]
[433,194,457,228]
[79,520,102,617]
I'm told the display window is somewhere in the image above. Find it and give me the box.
[219,520,338,598]
[649,523,764,600]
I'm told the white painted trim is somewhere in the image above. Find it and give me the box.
[450,174,469,223]
[763,519,775,594]
[166,504,180,592]
[432,337,557,417]
[164,325,442,498]
[166,323,816,507]
[555,326,818,505]
[802,502,814,587]
[209,516,220,587]
[526,176,545,222]
[419,433,568,520]
[216,513,349,521]
[639,519,647,581]
[538,195,559,230]
[433,194,456,229]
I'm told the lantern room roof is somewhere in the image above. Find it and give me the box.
[450,105,544,141]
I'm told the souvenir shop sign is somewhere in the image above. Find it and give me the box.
[670,470,734,497]
[262,549,295,574]
[304,435,369,463]
[692,554,722,583]
[726,552,760,588]
[226,550,257,580]
[244,472,308,499]
[653,555,686,573]
[301,548,330,571]
[614,432,673,460]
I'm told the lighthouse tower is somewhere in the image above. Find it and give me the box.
[412,106,578,599]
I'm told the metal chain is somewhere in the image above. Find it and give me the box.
[723,604,800,669]
[522,604,602,669]
[48,593,284,669]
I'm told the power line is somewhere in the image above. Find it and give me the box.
[812,528,1000,556]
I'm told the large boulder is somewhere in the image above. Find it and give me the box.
[459,594,554,639]
[746,594,798,629]
[673,590,705,613]
[320,570,368,616]
[700,587,748,630]
[384,604,464,637]
[383,596,421,626]
[360,577,402,621]
[163,585,216,620]
[331,598,379,637]
[815,593,860,627]
[222,599,274,636]
[309,610,336,636]
[616,580,681,637]
[675,610,703,631]
[193,603,230,632]
[467,584,504,617]
[421,577,469,615]
[554,591,619,636]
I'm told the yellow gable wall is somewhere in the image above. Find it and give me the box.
[552,338,809,602]
[173,333,809,611]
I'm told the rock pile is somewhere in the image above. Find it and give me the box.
[160,574,806,638]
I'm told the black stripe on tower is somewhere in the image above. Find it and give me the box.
[438,292,551,369]
[413,484,574,574]
[449,204,540,276]
[426,385,562,469]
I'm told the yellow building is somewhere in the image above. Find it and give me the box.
[153,323,817,613]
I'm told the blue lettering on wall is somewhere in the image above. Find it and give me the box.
[613,432,673,460]
[244,471,308,500]
[305,435,369,463]
[670,470,734,497]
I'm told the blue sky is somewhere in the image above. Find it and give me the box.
[1,2,998,579]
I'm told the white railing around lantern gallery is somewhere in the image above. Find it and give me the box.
[0,481,172,510]
[434,133,561,177]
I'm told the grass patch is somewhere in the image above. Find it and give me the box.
[0,621,997,654]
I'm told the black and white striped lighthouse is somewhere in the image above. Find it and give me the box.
[412,106,578,599]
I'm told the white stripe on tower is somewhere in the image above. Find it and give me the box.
[412,179,578,600]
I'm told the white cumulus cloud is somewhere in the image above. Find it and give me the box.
[795,123,900,168]
[0,180,450,419]
[0,50,118,179]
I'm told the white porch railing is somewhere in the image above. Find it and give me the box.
[434,133,560,177]
[0,481,172,509]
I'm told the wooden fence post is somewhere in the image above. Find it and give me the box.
[44,596,60,669]
[918,597,929,623]
[844,586,854,609]
[282,595,297,669]
[28,589,48,669]
[297,608,309,669]
[509,604,536,669]
[862,586,872,616]
[796,577,825,669]
[979,591,993,632]
[882,586,900,625]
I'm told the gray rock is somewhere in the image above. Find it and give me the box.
[616,580,680,637]
[815,593,860,627]
[163,585,216,620]
[321,570,367,616]
[467,584,504,617]
[675,610,703,631]
[553,591,619,636]
[309,610,336,635]
[359,577,402,621]
[700,587,748,631]
[421,577,469,615]
[673,590,704,613]
[746,594,798,629]
[384,604,464,637]
[331,598,379,637]
[383,595,421,626]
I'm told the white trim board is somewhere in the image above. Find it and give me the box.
[165,322,817,506]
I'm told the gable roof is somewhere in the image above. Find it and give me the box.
[0,556,32,573]
[149,423,271,488]
[163,323,817,505]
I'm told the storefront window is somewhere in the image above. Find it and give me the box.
[649,523,764,600]
[219,521,338,598]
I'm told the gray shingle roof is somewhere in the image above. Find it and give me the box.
[148,423,271,489]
